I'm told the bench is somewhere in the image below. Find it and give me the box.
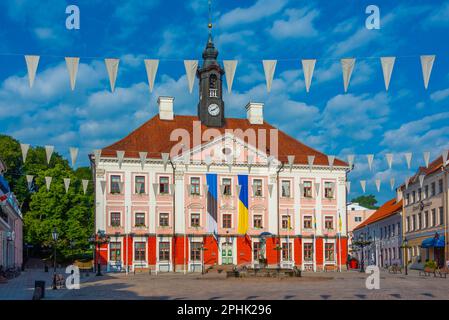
[74,260,93,272]
[436,267,449,278]
[324,265,338,272]
[388,265,402,274]
[419,267,436,277]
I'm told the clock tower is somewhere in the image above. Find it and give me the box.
[197,27,225,127]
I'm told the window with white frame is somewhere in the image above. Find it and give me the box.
[190,242,202,261]
[110,242,121,261]
[159,176,169,194]
[222,178,232,196]
[304,243,313,261]
[281,180,291,198]
[190,177,200,195]
[191,213,200,227]
[110,212,121,227]
[281,242,292,261]
[253,214,263,229]
[325,243,335,261]
[324,182,334,199]
[159,242,170,261]
[135,176,145,194]
[324,216,334,230]
[303,181,312,198]
[159,213,169,227]
[110,175,121,194]
[135,212,145,227]
[281,215,291,230]
[222,214,232,228]
[303,216,312,229]
[134,242,146,261]
[253,179,263,197]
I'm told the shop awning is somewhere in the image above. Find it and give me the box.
[421,235,445,248]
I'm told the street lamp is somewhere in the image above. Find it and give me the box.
[51,227,58,290]
[401,237,409,276]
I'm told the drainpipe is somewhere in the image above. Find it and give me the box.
[276,161,284,269]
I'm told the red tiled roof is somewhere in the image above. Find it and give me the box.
[353,198,403,231]
[100,115,348,166]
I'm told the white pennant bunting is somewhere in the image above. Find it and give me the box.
[26,175,34,190]
[139,152,147,170]
[405,177,410,190]
[100,180,106,194]
[203,184,209,195]
[205,155,213,172]
[301,59,316,93]
[380,57,395,91]
[367,154,374,171]
[262,60,277,93]
[419,174,425,188]
[223,60,238,93]
[235,184,241,196]
[169,183,176,195]
[345,181,351,193]
[69,147,79,168]
[341,58,355,93]
[161,153,170,171]
[184,60,198,93]
[45,145,54,164]
[105,58,120,92]
[360,180,366,193]
[65,57,80,91]
[118,181,124,194]
[268,184,274,197]
[20,143,30,163]
[385,153,394,169]
[307,155,315,172]
[144,59,159,92]
[82,179,89,194]
[423,151,430,168]
[45,176,52,191]
[347,154,355,168]
[219,184,226,195]
[420,55,435,90]
[314,182,320,197]
[287,155,295,172]
[63,178,71,193]
[443,150,448,164]
[299,182,304,196]
[375,179,381,192]
[390,178,395,191]
[116,150,125,169]
[404,152,412,169]
[25,55,40,88]
[94,149,101,167]
[327,155,335,171]
[152,183,159,196]
[247,155,254,173]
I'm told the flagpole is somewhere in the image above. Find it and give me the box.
[184,203,187,275]
[313,208,316,272]
[338,210,342,272]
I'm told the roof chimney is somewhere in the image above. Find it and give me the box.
[158,96,174,120]
[245,102,264,125]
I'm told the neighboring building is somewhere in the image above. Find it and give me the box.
[352,198,403,268]
[399,151,449,268]
[92,29,350,273]
[346,202,376,248]
[0,159,23,269]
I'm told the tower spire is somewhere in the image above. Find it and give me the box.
[208,0,212,35]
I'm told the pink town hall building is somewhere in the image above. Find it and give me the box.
[92,32,350,273]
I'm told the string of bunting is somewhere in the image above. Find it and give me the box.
[20,54,437,93]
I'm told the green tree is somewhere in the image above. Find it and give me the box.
[351,194,379,209]
[0,134,93,260]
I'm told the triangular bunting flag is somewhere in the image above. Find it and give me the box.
[118,181,124,194]
[360,180,366,193]
[94,149,101,167]
[287,155,295,172]
[152,183,159,196]
[184,60,198,93]
[443,150,448,164]
[367,154,374,171]
[20,143,30,163]
[419,174,425,188]
[144,59,159,92]
[223,60,238,93]
[25,55,40,88]
[301,59,316,93]
[139,152,147,170]
[375,179,381,192]
[420,55,435,90]
[307,155,315,172]
[247,155,254,173]
[169,183,176,195]
[327,155,335,171]
[65,57,80,91]
[219,185,226,195]
[69,147,79,168]
[82,179,89,194]
[26,175,34,190]
[405,177,410,189]
[205,155,212,172]
[262,60,277,93]
[390,178,395,191]
[341,58,355,93]
[404,152,412,169]
[45,145,54,164]
[203,184,209,195]
[236,184,241,195]
[105,58,120,92]
[385,153,393,169]
[45,176,52,191]
[347,154,355,168]
[299,182,304,196]
[161,153,170,171]
[100,180,106,194]
[63,178,70,193]
[268,184,274,197]
[380,57,395,91]
[423,151,430,168]
[314,182,320,197]
[345,181,351,193]
[116,150,125,169]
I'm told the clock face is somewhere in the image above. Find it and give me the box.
[208,103,220,116]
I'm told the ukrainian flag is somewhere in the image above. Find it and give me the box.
[237,175,249,234]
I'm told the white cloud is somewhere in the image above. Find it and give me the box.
[430,88,449,103]
[268,8,319,39]
[218,0,288,29]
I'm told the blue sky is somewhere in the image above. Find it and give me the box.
[0,0,448,204]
